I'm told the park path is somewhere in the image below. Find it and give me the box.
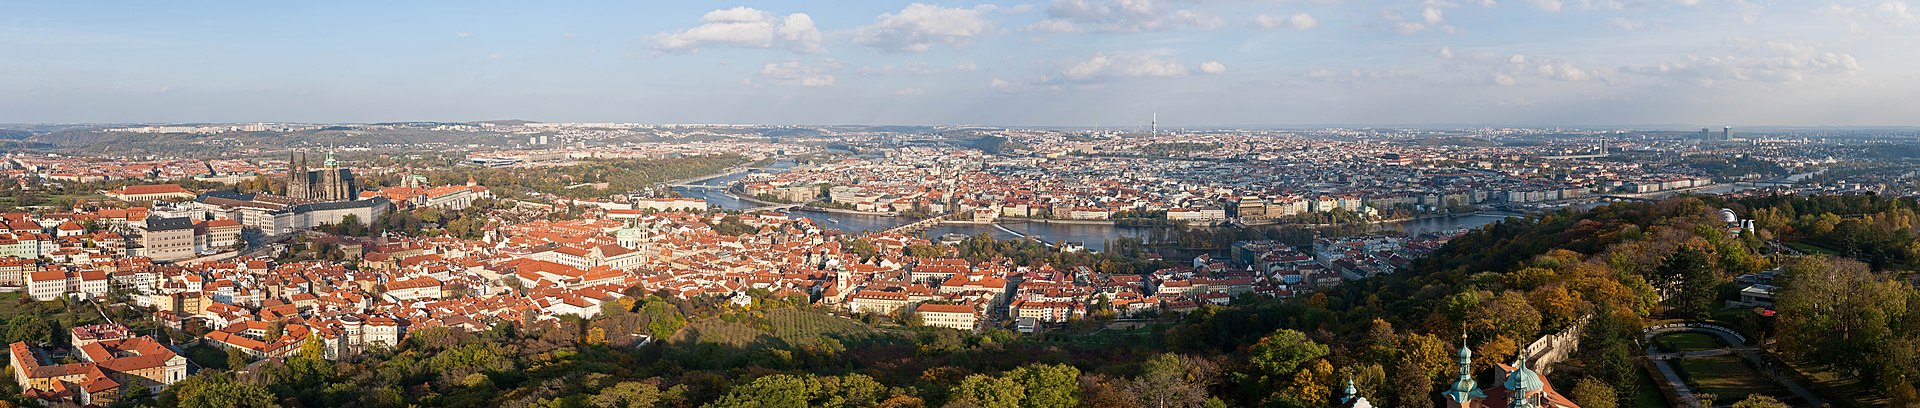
[1645,347,1700,407]
[1645,327,1827,407]
[1731,348,1826,407]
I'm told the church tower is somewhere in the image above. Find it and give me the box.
[1502,354,1545,408]
[1441,333,1486,407]
[1336,377,1374,408]
[287,151,311,199]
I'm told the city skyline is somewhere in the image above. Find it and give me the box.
[5,1,1919,126]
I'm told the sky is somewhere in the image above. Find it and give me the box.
[3,1,1919,127]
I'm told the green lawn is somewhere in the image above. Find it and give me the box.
[0,292,112,338]
[181,344,231,370]
[1675,354,1789,401]
[1657,332,1728,353]
[1781,355,1890,408]
[670,308,872,348]
[0,292,23,316]
[1631,364,1672,408]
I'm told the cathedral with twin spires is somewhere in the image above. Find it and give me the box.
[285,151,357,202]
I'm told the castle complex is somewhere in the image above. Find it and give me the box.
[286,151,357,202]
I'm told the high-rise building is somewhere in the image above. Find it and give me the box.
[1723,126,1733,140]
[286,151,358,202]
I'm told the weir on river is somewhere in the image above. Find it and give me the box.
[991,223,1053,247]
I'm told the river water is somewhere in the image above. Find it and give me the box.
[674,163,1519,251]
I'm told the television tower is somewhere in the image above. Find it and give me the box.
[1151,113,1158,137]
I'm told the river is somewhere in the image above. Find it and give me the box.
[674,165,1517,251]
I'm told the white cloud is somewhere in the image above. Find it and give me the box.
[756,60,840,87]
[1525,0,1564,11]
[858,62,975,76]
[455,32,473,39]
[1026,19,1083,33]
[1494,72,1518,85]
[1883,1,1917,20]
[1060,53,1192,81]
[1576,0,1625,11]
[896,88,925,95]
[649,7,822,53]
[1388,0,1458,34]
[853,3,996,53]
[1438,46,1455,59]
[1621,38,1862,84]
[1537,63,1591,81]
[1291,13,1321,30]
[777,14,824,53]
[1176,10,1226,29]
[1040,0,1221,32]
[1506,55,1601,82]
[1256,13,1319,30]
[1823,1,1916,33]
[1199,61,1228,74]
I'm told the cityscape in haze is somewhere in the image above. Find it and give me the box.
[4,2,1920,408]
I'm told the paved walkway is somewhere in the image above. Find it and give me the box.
[1645,328,1828,407]
[1645,347,1700,407]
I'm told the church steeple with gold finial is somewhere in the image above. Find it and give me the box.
[1441,332,1485,407]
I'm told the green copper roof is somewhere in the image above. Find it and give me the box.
[1504,354,1544,393]
[1442,334,1485,404]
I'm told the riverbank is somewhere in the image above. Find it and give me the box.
[665,166,755,187]
[994,217,1121,226]
[725,187,788,207]
[719,186,900,217]
[1235,211,1522,229]
[796,206,898,217]
[977,211,1524,230]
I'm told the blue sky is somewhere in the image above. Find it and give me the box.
[3,1,1917,127]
